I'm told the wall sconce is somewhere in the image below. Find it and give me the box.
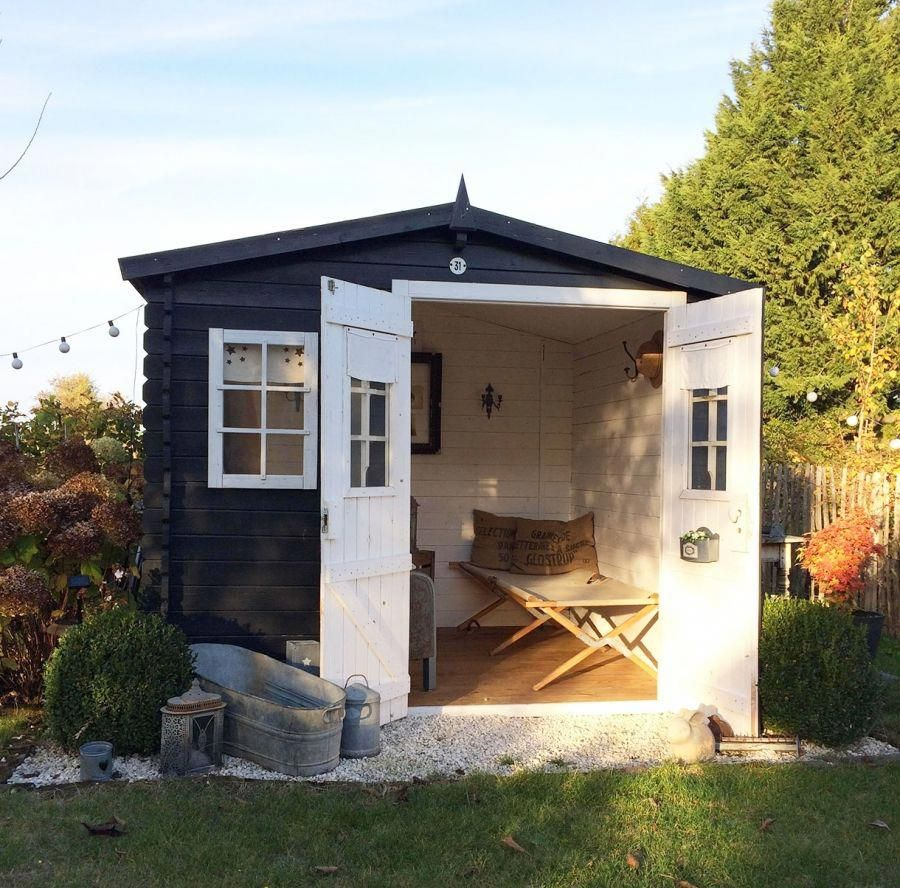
[481,383,502,419]
[623,330,664,388]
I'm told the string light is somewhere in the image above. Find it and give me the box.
[890,438,900,451]
[768,365,780,377]
[846,414,859,428]
[806,391,818,402]
[1,305,141,369]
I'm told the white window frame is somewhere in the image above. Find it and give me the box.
[685,386,728,496]
[208,328,318,489]
[348,377,390,493]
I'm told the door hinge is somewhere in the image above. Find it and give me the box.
[321,508,329,535]
[327,278,336,294]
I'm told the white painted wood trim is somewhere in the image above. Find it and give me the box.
[324,555,414,583]
[408,699,667,718]
[396,279,686,310]
[667,315,754,347]
[207,328,319,489]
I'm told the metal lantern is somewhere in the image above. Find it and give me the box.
[160,680,226,776]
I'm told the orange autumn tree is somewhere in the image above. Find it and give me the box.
[798,510,884,607]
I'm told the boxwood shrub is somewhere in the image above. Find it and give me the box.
[44,608,194,754]
[759,597,880,746]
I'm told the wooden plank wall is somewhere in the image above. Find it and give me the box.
[763,463,900,634]
[411,302,573,627]
[571,312,664,592]
[141,278,322,658]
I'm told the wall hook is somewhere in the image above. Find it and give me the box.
[622,330,665,388]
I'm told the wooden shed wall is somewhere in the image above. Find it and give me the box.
[138,226,680,658]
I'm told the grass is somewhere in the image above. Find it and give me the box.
[0,763,898,887]
[874,636,900,748]
[0,707,40,753]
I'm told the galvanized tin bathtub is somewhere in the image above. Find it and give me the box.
[191,643,346,776]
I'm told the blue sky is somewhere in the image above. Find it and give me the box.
[0,0,771,405]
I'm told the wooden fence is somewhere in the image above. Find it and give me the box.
[762,463,900,634]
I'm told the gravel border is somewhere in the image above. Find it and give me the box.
[7,713,898,788]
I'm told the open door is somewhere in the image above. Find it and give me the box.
[659,288,764,736]
[319,277,413,723]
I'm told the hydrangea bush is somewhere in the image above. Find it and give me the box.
[0,437,141,702]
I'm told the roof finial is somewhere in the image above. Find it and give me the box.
[450,174,475,231]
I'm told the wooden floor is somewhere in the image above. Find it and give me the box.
[409,626,657,706]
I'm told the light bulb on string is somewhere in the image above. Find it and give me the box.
[58,337,70,354]
[806,390,818,403]
[846,414,859,428]
[11,352,22,370]
[890,438,900,451]
[108,320,120,338]
[768,365,780,377]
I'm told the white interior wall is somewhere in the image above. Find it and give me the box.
[571,311,664,593]
[411,302,573,627]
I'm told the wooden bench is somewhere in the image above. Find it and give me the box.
[452,561,659,691]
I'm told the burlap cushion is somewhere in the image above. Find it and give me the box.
[470,510,518,570]
[511,513,598,575]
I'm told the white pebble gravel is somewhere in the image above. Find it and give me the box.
[7,714,897,787]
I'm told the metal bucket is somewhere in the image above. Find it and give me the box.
[79,741,114,782]
[340,675,381,758]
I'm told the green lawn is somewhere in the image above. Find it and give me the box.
[874,636,900,748]
[1,763,899,887]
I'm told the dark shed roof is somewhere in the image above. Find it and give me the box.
[118,177,753,297]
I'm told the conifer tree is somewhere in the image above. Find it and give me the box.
[619,0,899,464]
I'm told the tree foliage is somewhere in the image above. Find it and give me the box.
[619,0,900,466]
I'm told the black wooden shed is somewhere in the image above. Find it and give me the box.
[120,178,764,733]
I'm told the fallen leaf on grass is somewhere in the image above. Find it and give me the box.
[869,820,890,831]
[313,865,340,875]
[82,817,126,837]
[501,835,527,854]
[626,851,643,870]
[759,817,775,832]
[676,881,700,888]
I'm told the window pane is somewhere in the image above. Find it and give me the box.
[691,446,711,490]
[715,398,728,442]
[351,440,364,488]
[715,446,727,491]
[367,441,387,487]
[266,344,305,387]
[223,433,260,474]
[223,390,261,428]
[351,392,363,436]
[370,381,387,391]
[267,391,304,430]
[223,343,262,385]
[369,393,387,437]
[691,399,709,443]
[350,377,362,387]
[266,434,303,475]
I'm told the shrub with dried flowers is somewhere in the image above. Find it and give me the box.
[0,408,142,702]
[798,510,884,607]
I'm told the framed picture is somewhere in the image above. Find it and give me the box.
[411,352,442,454]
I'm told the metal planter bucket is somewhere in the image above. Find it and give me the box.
[340,675,381,759]
[79,741,114,782]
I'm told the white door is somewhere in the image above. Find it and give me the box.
[658,288,764,736]
[319,276,413,724]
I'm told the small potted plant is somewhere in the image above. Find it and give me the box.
[680,527,719,563]
[798,509,885,657]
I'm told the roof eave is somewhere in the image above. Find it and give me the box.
[118,202,455,281]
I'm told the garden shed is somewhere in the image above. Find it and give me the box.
[120,179,764,736]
